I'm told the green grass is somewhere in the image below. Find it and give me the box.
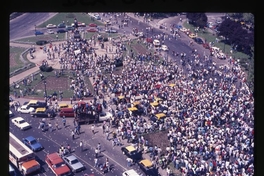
[15,33,66,43]
[37,13,103,28]
[10,47,28,73]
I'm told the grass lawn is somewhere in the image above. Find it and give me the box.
[15,33,66,43]
[37,13,103,28]
[10,47,28,73]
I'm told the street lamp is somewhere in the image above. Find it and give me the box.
[43,80,47,103]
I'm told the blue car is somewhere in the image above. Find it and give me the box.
[35,31,44,35]
[22,136,43,152]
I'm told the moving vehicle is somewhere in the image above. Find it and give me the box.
[45,153,71,176]
[62,154,85,173]
[46,24,57,29]
[9,132,41,175]
[122,169,141,176]
[30,107,55,118]
[24,100,47,109]
[57,29,66,33]
[22,136,43,152]
[161,44,169,51]
[35,31,44,35]
[17,105,35,114]
[121,145,142,161]
[11,117,31,130]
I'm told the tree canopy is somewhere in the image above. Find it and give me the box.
[218,18,253,56]
[186,13,208,28]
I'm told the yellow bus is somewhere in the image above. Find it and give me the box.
[9,132,40,175]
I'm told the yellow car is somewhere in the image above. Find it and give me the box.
[138,159,154,174]
[189,33,197,38]
[58,104,72,110]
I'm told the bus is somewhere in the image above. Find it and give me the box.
[9,132,40,175]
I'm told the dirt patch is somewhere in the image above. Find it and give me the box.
[143,130,170,154]
[10,53,18,67]
[34,76,69,91]
[132,43,148,54]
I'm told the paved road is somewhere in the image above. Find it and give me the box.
[10,13,57,40]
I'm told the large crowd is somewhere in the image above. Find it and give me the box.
[50,13,254,176]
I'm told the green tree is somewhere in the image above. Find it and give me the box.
[186,13,208,28]
[243,13,254,25]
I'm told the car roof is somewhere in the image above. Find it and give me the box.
[21,105,28,108]
[64,155,77,161]
[47,153,64,164]
[22,160,39,169]
[125,146,136,152]
[28,100,38,104]
[36,107,46,112]
[14,117,24,121]
[140,159,153,167]
[25,136,35,141]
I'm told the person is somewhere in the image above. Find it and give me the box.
[62,117,66,127]
[97,143,101,153]
[126,157,133,167]
[71,130,75,140]
[67,144,71,153]
[55,122,59,130]
[80,141,83,152]
[91,124,95,134]
[94,157,98,167]
[95,148,99,158]
[48,122,52,132]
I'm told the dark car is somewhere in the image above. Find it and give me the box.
[31,107,55,118]
[57,29,66,33]
[193,37,204,44]
[35,31,44,35]
[22,136,43,152]
[76,112,97,124]
[66,26,74,31]
[25,100,47,109]
[121,145,142,161]
[36,40,48,45]
[57,23,66,28]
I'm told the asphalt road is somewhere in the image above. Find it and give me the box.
[10,13,57,40]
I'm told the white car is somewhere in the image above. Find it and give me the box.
[99,112,112,122]
[46,24,57,29]
[161,45,169,51]
[180,27,188,32]
[11,117,31,130]
[17,105,35,114]
[47,29,54,34]
[9,110,14,117]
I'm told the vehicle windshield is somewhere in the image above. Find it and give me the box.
[54,162,65,168]
[19,120,25,124]
[71,159,79,164]
[30,140,37,144]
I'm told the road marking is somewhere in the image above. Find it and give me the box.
[42,149,49,154]
[42,134,104,175]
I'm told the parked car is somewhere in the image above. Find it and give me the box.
[57,23,66,28]
[47,29,54,34]
[36,40,48,45]
[46,24,57,29]
[57,29,66,33]
[105,29,117,33]
[78,22,86,27]
[89,23,97,27]
[39,65,53,72]
[22,136,43,152]
[189,33,197,38]
[24,100,47,109]
[66,26,74,31]
[62,154,85,173]
[87,28,98,32]
[9,110,14,117]
[35,31,44,35]
[121,145,142,161]
[138,159,155,175]
[30,107,55,118]
[11,117,31,130]
[193,37,204,44]
[45,153,71,176]
[17,105,35,114]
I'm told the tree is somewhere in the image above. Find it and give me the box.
[186,13,208,28]
[243,13,254,25]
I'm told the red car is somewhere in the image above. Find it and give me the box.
[89,23,97,27]
[87,28,98,32]
[146,38,153,43]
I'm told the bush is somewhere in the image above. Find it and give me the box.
[39,65,53,72]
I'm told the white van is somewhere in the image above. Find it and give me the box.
[153,39,160,47]
[122,169,140,176]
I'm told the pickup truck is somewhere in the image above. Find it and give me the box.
[24,100,47,109]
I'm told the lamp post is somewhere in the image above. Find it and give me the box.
[44,80,47,103]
